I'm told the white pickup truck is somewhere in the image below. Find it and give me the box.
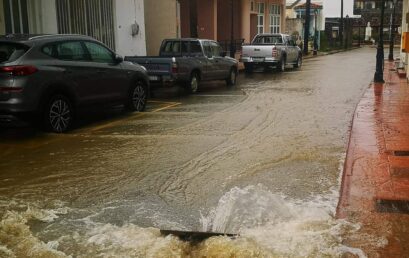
[240,33,302,73]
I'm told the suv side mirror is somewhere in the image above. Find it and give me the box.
[115,54,124,64]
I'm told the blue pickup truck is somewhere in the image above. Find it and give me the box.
[125,38,238,94]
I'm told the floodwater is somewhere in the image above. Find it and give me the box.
[0,47,383,257]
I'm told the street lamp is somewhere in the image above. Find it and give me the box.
[340,0,344,47]
[374,0,386,83]
[230,0,235,58]
[313,9,318,55]
[303,0,311,55]
[345,15,349,49]
[388,0,397,61]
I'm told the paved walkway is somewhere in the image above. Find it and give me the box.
[337,61,409,257]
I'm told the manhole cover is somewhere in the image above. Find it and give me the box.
[394,151,409,156]
[376,199,409,214]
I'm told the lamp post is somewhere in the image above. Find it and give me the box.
[374,0,386,83]
[388,0,397,61]
[230,0,235,58]
[303,0,311,55]
[358,19,361,47]
[340,0,344,48]
[345,15,349,49]
[313,9,318,55]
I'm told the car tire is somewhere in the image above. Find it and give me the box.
[43,94,73,133]
[126,80,147,112]
[244,63,254,73]
[226,68,237,86]
[276,57,286,72]
[186,72,199,94]
[294,55,302,68]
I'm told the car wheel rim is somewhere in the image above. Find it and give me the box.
[49,99,71,133]
[133,83,146,111]
[230,70,236,84]
[191,76,198,92]
[298,58,302,67]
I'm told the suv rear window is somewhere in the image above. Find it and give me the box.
[0,43,29,63]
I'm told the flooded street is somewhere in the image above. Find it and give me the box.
[1,48,379,257]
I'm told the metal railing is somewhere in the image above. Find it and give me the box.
[56,0,115,50]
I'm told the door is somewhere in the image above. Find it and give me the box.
[209,41,230,79]
[83,41,128,102]
[49,41,102,104]
[201,41,217,80]
[285,36,297,63]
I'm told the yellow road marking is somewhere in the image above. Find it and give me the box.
[87,101,181,133]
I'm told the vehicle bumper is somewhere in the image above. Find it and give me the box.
[240,57,280,65]
[148,75,184,88]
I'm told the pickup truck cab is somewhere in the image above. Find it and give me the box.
[125,39,238,94]
[240,33,302,73]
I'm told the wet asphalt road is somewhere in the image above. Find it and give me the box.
[0,47,378,257]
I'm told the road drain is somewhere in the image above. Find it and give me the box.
[393,151,409,156]
[376,199,409,214]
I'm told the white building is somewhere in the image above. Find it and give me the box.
[0,0,146,56]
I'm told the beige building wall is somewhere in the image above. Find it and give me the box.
[144,0,179,56]
[0,0,5,35]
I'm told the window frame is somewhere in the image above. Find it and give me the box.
[257,2,265,34]
[82,40,116,64]
[269,4,281,34]
[41,40,91,62]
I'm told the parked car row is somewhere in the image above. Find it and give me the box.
[0,33,301,133]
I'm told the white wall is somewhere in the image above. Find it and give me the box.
[323,0,355,18]
[27,0,58,34]
[114,0,146,56]
[401,0,408,78]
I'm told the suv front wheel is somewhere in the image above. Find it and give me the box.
[44,95,73,133]
[126,80,147,112]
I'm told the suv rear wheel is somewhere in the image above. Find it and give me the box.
[276,57,286,72]
[44,95,73,133]
[126,80,147,112]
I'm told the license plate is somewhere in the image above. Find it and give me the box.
[252,57,264,62]
[149,76,160,81]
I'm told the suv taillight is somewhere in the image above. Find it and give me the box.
[272,47,278,58]
[0,65,38,76]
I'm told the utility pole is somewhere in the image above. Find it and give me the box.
[374,0,385,83]
[340,0,344,48]
[230,0,235,58]
[388,0,397,61]
[303,0,311,55]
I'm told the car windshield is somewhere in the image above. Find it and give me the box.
[0,43,29,63]
[252,35,283,45]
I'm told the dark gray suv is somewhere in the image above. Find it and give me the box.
[0,34,149,133]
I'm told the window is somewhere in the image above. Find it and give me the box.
[203,41,212,58]
[0,43,29,63]
[269,4,281,34]
[209,42,222,57]
[190,41,203,56]
[257,2,265,34]
[252,35,283,45]
[54,41,88,61]
[84,42,114,63]
[161,41,183,56]
[3,0,29,34]
[181,41,189,56]
[56,0,115,50]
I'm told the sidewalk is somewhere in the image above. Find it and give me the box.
[337,61,409,257]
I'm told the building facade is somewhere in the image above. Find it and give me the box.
[179,0,286,44]
[144,0,181,56]
[400,0,408,79]
[353,0,403,41]
[0,0,146,56]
